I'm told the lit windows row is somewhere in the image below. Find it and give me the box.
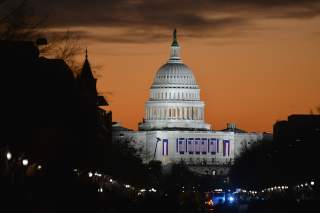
[176,138,230,156]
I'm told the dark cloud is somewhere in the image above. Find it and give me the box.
[3,0,320,43]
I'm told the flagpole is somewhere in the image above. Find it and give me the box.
[153,137,161,160]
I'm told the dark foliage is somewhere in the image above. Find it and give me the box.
[230,115,320,188]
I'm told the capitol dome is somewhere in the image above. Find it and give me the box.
[153,63,197,86]
[139,29,211,131]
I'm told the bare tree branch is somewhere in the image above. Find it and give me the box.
[40,30,83,73]
[0,0,46,40]
[0,0,84,72]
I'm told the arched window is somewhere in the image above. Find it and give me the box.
[169,108,172,118]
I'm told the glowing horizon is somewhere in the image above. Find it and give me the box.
[17,0,319,132]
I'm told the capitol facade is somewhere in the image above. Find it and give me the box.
[113,30,271,174]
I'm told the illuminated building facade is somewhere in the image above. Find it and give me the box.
[113,30,270,174]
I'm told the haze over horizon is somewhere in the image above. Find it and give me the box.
[2,0,320,132]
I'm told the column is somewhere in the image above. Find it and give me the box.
[184,107,188,120]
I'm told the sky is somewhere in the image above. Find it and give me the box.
[2,0,320,132]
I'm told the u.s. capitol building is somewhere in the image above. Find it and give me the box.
[113,30,271,175]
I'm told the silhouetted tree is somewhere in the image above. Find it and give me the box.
[105,139,147,186]
[0,0,43,40]
[0,0,83,71]
[229,140,277,188]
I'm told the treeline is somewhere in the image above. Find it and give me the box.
[230,128,320,188]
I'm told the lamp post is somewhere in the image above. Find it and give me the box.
[153,137,161,160]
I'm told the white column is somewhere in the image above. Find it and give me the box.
[156,108,159,119]
[160,107,163,119]
[201,108,204,120]
[146,108,149,119]
[185,107,188,119]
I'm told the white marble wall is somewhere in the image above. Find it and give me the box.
[113,129,265,167]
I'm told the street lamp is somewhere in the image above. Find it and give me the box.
[22,159,28,166]
[88,172,93,178]
[153,137,161,160]
[6,152,12,160]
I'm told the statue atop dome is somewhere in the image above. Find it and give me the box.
[169,29,182,63]
[172,28,179,46]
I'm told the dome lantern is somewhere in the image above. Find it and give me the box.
[169,29,182,63]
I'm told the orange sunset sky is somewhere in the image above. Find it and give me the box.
[88,18,320,132]
[4,0,320,132]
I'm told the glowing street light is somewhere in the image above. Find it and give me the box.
[37,165,42,170]
[22,159,28,166]
[6,152,12,160]
[311,181,315,186]
[88,172,93,177]
[228,196,235,202]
